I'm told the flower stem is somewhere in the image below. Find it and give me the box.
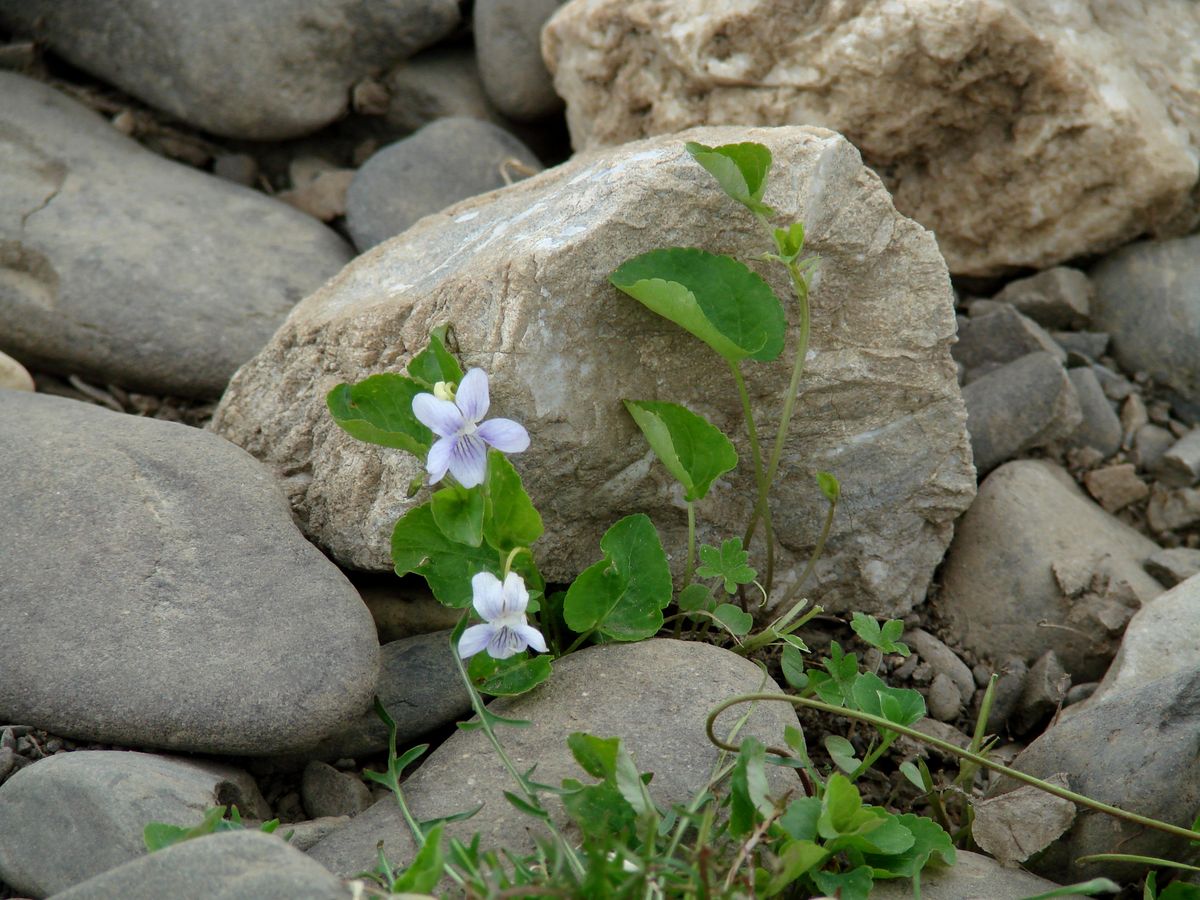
[684,501,697,586]
[730,361,774,603]
[705,693,1200,845]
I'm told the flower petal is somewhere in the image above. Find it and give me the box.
[487,625,526,659]
[458,623,496,659]
[455,368,490,423]
[500,571,529,616]
[514,622,548,654]
[471,571,505,621]
[413,393,465,438]
[425,436,454,483]
[448,432,488,488]
[477,418,530,454]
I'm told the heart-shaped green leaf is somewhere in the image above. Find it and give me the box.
[483,451,543,551]
[610,247,786,363]
[392,504,501,607]
[431,484,484,547]
[685,141,774,215]
[327,373,433,454]
[713,603,753,636]
[407,325,464,389]
[623,400,737,501]
[563,514,672,641]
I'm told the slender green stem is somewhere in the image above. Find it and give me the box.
[502,546,527,577]
[731,361,774,601]
[705,693,1200,845]
[563,628,594,655]
[957,674,998,790]
[685,501,697,587]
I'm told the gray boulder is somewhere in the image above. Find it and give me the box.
[0,0,459,139]
[50,831,351,900]
[938,460,1163,680]
[382,47,508,134]
[0,751,269,897]
[0,391,380,754]
[475,0,565,121]
[869,849,1078,899]
[993,267,1092,330]
[0,73,352,399]
[211,126,976,618]
[307,639,802,877]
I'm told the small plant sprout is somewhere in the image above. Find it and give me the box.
[412,367,529,487]
[458,570,547,660]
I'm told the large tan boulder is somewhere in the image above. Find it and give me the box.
[211,126,975,617]
[543,0,1200,277]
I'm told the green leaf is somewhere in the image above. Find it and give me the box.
[561,779,637,843]
[468,652,552,697]
[609,247,787,363]
[824,735,860,775]
[326,373,433,454]
[685,141,774,215]
[623,400,737,502]
[143,807,229,852]
[851,672,926,727]
[899,760,926,792]
[808,641,859,707]
[389,822,445,894]
[566,733,654,817]
[816,470,840,503]
[482,451,543,551]
[765,839,826,896]
[779,796,821,841]
[850,612,910,656]
[810,865,874,900]
[676,583,716,615]
[563,514,672,641]
[781,645,808,690]
[772,222,806,260]
[861,814,955,879]
[713,603,754,636]
[430,484,484,547]
[729,737,772,837]
[502,791,550,820]
[391,503,501,607]
[1153,884,1200,900]
[783,725,810,767]
[695,537,757,595]
[407,325,464,389]
[1019,880,1123,900]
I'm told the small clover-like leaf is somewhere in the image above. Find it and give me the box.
[676,583,716,615]
[850,612,910,656]
[851,672,926,727]
[327,373,433,455]
[685,141,774,215]
[713,602,753,636]
[824,735,861,775]
[860,813,955,879]
[610,248,786,363]
[407,325,464,389]
[623,400,737,501]
[695,537,757,594]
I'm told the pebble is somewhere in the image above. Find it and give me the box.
[927,672,963,722]
[1156,428,1200,487]
[1066,366,1122,458]
[981,657,1029,732]
[344,116,543,250]
[1052,330,1109,361]
[211,152,259,187]
[902,629,974,703]
[993,266,1092,330]
[1134,423,1177,471]
[1082,463,1148,512]
[1011,650,1071,735]
[953,304,1066,375]
[1146,484,1200,533]
[0,351,34,392]
[1092,363,1135,401]
[961,352,1082,473]
[869,848,1071,899]
[300,762,373,820]
[278,169,355,223]
[383,46,507,134]
[474,0,566,122]
[353,575,463,642]
[1144,547,1200,587]
[1120,392,1150,441]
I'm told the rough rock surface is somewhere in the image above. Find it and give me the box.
[0,73,352,399]
[938,460,1162,680]
[868,849,1073,899]
[0,351,33,392]
[0,391,380,754]
[0,0,461,139]
[543,0,1200,276]
[1090,234,1200,423]
[51,831,352,900]
[0,751,269,897]
[307,639,802,877]
[212,126,976,617]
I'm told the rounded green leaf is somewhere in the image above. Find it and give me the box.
[610,248,786,363]
[431,484,484,547]
[326,373,433,454]
[623,400,737,501]
[685,141,774,214]
[483,451,543,551]
[468,652,552,697]
[391,504,500,607]
[407,325,464,389]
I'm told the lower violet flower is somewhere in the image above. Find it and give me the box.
[458,571,547,660]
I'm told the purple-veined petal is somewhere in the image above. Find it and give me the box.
[458,623,496,659]
[455,368,490,423]
[472,571,505,621]
[413,393,465,438]
[499,571,529,616]
[448,432,488,488]
[425,436,455,484]
[477,418,530,454]
[514,622,548,654]
[486,626,526,659]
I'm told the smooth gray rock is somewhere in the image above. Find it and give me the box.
[902,629,974,704]
[300,762,372,820]
[0,751,269,897]
[355,576,463,643]
[1144,547,1200,587]
[307,639,802,877]
[927,672,963,722]
[939,460,1163,680]
[345,117,543,250]
[1157,428,1200,486]
[475,0,565,121]
[869,849,1077,899]
[0,351,33,392]
[0,391,380,754]
[994,267,1092,330]
[961,352,1082,473]
[383,46,507,134]
[1135,423,1176,470]
[294,630,471,761]
[997,668,1200,883]
[0,0,459,139]
[1067,367,1122,458]
[953,305,1066,375]
[1012,650,1071,735]
[1053,330,1109,362]
[0,73,352,399]
[50,831,351,900]
[1091,234,1200,423]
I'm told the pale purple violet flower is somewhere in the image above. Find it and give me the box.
[411,368,529,488]
[458,571,547,660]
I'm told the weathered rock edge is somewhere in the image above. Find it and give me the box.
[212,125,975,617]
